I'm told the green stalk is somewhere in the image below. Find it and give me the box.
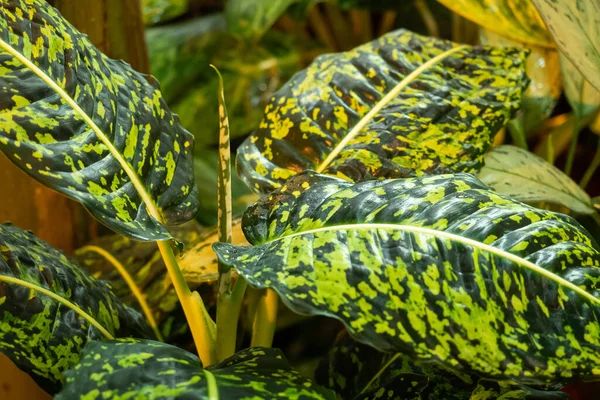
[78,245,164,342]
[507,119,528,150]
[414,0,439,37]
[580,138,600,189]
[565,114,581,176]
[250,289,279,348]
[158,241,217,365]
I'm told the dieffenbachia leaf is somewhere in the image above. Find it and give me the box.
[437,0,553,47]
[561,54,600,120]
[479,29,562,137]
[0,0,199,241]
[225,0,300,41]
[316,332,472,400]
[237,29,529,195]
[0,223,151,394]
[316,333,569,400]
[56,339,336,399]
[478,145,595,215]
[532,0,600,91]
[214,172,600,383]
[142,0,189,25]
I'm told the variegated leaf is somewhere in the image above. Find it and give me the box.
[478,145,594,214]
[0,223,150,394]
[561,54,600,120]
[0,0,198,241]
[437,0,553,47]
[214,172,600,383]
[237,30,529,195]
[226,0,299,41]
[56,339,336,399]
[532,0,600,91]
[317,332,570,400]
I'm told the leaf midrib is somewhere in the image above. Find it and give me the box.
[314,44,469,173]
[0,37,166,228]
[260,223,599,305]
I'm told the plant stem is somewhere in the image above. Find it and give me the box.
[565,114,581,176]
[216,276,248,361]
[323,3,352,50]
[157,241,217,366]
[349,10,372,44]
[378,11,397,37]
[414,0,439,37]
[308,4,337,50]
[78,245,163,341]
[580,138,600,189]
[250,289,278,348]
[507,119,528,150]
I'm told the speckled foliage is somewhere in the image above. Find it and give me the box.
[56,339,336,399]
[214,172,600,384]
[236,29,529,195]
[0,224,151,394]
[0,0,199,241]
[316,333,570,400]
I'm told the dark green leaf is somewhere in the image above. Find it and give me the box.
[237,30,529,195]
[56,339,336,399]
[214,172,600,384]
[142,0,189,25]
[0,223,150,394]
[0,0,199,241]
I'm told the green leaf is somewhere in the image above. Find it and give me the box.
[214,172,600,383]
[0,0,199,241]
[237,30,529,195]
[479,30,562,137]
[316,332,472,400]
[226,0,301,41]
[317,333,570,399]
[0,223,150,394]
[146,15,226,104]
[478,145,594,215]
[56,339,336,399]
[560,53,600,120]
[437,0,554,47]
[142,0,188,25]
[532,0,600,91]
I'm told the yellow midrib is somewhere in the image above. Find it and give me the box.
[0,38,166,227]
[315,45,469,173]
[265,223,599,306]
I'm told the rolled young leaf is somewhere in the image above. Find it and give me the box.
[56,338,336,399]
[0,0,199,241]
[214,172,600,383]
[0,223,151,394]
[237,29,529,195]
[478,145,595,214]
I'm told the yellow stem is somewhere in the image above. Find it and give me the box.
[251,289,278,348]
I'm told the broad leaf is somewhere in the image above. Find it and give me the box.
[214,172,600,383]
[146,15,226,104]
[437,0,553,47]
[226,0,300,41]
[0,0,198,241]
[478,145,594,214]
[532,0,600,91]
[0,223,150,394]
[237,30,529,195]
[561,54,600,120]
[142,0,188,25]
[317,333,569,400]
[56,339,336,399]
[480,29,561,137]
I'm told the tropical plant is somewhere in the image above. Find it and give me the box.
[0,0,599,399]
